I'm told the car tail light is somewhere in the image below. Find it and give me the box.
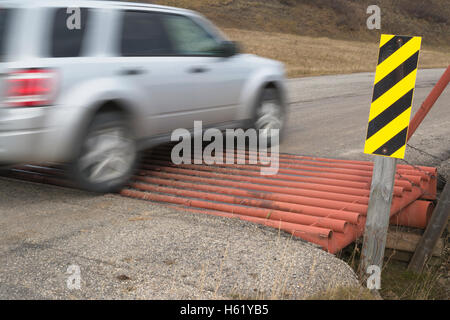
[3,68,58,107]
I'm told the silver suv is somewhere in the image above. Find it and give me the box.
[0,0,287,192]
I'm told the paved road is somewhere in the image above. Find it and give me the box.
[283,69,450,173]
[1,68,448,300]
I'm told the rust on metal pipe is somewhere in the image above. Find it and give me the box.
[134,175,363,223]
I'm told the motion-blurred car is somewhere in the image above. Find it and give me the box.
[0,0,287,192]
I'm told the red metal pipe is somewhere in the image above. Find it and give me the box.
[140,169,370,207]
[148,152,414,191]
[164,204,333,251]
[164,202,365,254]
[141,163,379,197]
[141,167,371,204]
[165,150,429,180]
[150,150,419,186]
[145,159,372,190]
[245,152,436,173]
[216,151,430,182]
[145,158,408,195]
[407,66,450,141]
[134,175,363,223]
[154,146,429,171]
[390,185,424,217]
[390,200,434,229]
[120,188,334,238]
[148,150,429,187]
[230,154,427,183]
[129,181,349,232]
[332,218,366,253]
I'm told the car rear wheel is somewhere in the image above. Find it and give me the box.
[70,112,137,193]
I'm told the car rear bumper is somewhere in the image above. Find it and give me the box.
[0,107,65,163]
[0,128,56,163]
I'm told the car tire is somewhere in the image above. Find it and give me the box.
[250,87,286,149]
[69,112,138,193]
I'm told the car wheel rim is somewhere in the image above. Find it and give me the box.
[255,100,283,141]
[79,126,135,184]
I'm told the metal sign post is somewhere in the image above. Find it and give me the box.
[360,35,422,279]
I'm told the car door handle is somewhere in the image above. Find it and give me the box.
[187,66,209,74]
[119,68,146,76]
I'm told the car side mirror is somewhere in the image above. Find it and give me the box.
[217,41,239,58]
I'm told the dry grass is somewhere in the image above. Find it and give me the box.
[338,239,449,300]
[223,28,450,78]
[380,259,447,300]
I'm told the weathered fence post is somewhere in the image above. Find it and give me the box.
[408,181,450,272]
[360,156,397,276]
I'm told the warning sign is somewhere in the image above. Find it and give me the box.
[364,34,421,159]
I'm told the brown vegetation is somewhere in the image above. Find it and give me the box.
[145,0,450,77]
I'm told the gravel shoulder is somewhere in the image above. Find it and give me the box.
[0,177,358,299]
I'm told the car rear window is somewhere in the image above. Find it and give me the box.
[0,8,12,60]
[50,7,90,57]
[120,10,173,56]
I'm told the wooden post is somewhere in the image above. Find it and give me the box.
[360,156,397,277]
[360,36,418,282]
[408,181,450,273]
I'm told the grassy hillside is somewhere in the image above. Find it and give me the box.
[223,28,449,77]
[137,0,450,77]
[152,0,450,46]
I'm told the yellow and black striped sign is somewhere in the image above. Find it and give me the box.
[364,34,421,159]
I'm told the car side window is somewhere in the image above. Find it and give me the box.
[50,8,90,57]
[161,14,219,56]
[120,10,173,56]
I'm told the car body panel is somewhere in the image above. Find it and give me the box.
[0,0,287,165]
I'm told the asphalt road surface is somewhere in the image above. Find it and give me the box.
[1,68,448,300]
[283,69,450,172]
